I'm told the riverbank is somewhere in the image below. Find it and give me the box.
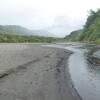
[0,44,82,100]
[84,43,100,65]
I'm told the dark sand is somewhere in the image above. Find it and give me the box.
[0,44,82,100]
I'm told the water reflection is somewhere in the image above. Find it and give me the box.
[66,44,100,100]
[43,43,100,100]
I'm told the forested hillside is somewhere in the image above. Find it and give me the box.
[80,9,100,42]
[64,30,83,41]
[0,25,56,43]
[65,9,100,43]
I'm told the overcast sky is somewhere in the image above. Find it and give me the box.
[0,0,100,37]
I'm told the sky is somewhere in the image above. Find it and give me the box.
[0,0,100,37]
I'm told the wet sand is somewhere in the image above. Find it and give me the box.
[0,44,82,100]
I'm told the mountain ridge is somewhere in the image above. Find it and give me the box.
[0,25,54,37]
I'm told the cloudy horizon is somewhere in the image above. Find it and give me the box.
[0,0,100,37]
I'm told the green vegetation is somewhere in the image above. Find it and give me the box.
[0,25,56,43]
[80,9,100,42]
[65,9,100,43]
[0,33,56,43]
[64,29,83,41]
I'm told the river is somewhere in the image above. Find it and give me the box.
[45,43,100,100]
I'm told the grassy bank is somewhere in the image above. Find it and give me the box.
[0,33,57,43]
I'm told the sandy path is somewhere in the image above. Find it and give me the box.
[0,44,82,100]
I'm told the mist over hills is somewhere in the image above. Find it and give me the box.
[0,25,54,37]
[0,25,57,43]
[31,29,56,37]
